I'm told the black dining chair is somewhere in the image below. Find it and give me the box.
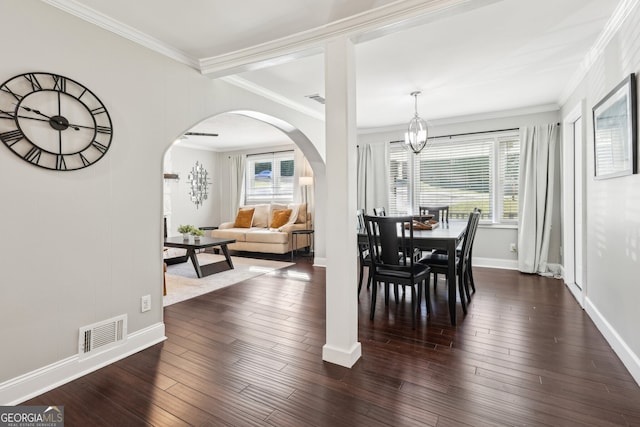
[357,209,373,295]
[362,214,431,329]
[432,207,481,298]
[419,205,449,223]
[373,207,386,216]
[418,211,479,314]
[465,207,481,296]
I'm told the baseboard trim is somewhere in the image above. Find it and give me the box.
[564,281,584,308]
[473,257,518,270]
[0,322,166,405]
[322,342,362,368]
[313,256,327,267]
[585,297,640,386]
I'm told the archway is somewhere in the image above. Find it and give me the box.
[161,110,326,302]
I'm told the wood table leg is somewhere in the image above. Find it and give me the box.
[219,244,234,269]
[187,248,203,278]
[165,242,236,278]
[197,244,235,276]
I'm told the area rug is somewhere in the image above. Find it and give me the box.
[163,253,294,306]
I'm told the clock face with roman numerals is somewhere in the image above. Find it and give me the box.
[0,72,113,171]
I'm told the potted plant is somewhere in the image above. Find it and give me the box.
[177,224,194,240]
[191,228,205,242]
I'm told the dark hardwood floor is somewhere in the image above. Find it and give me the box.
[27,261,640,426]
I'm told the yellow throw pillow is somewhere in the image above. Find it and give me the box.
[234,208,255,228]
[270,209,292,229]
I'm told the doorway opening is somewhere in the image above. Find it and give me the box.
[161,110,323,305]
[562,102,586,306]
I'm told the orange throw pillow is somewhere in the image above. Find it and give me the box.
[234,208,255,228]
[270,209,292,228]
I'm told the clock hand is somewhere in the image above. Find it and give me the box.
[17,105,81,130]
[19,105,52,119]
[63,122,94,131]
[16,115,49,123]
[16,113,81,131]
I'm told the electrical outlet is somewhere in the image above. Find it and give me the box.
[141,295,151,312]
[510,243,517,253]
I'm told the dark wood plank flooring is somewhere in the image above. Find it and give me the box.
[26,262,640,426]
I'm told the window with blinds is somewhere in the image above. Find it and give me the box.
[245,151,295,205]
[388,130,519,223]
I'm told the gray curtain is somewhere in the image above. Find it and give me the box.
[517,124,559,274]
[357,143,389,214]
[228,154,245,221]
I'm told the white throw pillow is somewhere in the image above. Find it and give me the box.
[286,203,300,225]
[248,204,270,227]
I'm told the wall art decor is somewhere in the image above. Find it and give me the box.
[187,161,211,208]
[593,73,637,179]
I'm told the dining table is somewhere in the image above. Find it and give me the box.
[358,220,467,325]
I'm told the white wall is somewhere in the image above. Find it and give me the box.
[560,3,640,383]
[0,1,325,404]
[164,146,219,235]
[358,109,561,268]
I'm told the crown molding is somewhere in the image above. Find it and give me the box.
[41,0,500,82]
[558,0,639,105]
[357,103,560,134]
[221,76,325,122]
[199,0,500,77]
[429,103,560,126]
[40,0,199,69]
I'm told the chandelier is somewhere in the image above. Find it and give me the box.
[187,161,211,209]
[403,91,429,154]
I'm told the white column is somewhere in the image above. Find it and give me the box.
[322,36,361,367]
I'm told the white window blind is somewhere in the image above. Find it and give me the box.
[389,147,410,215]
[498,137,520,221]
[388,130,519,223]
[245,151,294,205]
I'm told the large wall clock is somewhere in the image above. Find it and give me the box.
[0,72,113,171]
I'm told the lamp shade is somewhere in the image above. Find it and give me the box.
[404,116,428,154]
[299,176,313,186]
[403,91,430,154]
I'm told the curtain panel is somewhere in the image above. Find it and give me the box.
[357,143,389,215]
[228,154,245,222]
[517,124,559,274]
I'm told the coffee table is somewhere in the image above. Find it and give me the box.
[164,236,236,278]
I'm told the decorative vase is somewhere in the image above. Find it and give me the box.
[182,233,190,241]
[193,236,201,243]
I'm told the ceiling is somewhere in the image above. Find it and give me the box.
[44,0,623,151]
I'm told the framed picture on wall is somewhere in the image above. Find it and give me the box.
[593,73,637,179]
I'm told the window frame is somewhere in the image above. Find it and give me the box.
[388,129,519,224]
[244,150,295,205]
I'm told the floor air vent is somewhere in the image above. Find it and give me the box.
[79,314,127,358]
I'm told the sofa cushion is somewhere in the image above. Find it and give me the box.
[250,204,271,227]
[286,203,301,224]
[233,207,255,228]
[270,208,292,228]
[267,204,287,225]
[245,229,289,244]
[211,228,248,242]
[294,203,307,224]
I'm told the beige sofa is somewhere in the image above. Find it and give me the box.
[210,203,312,255]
